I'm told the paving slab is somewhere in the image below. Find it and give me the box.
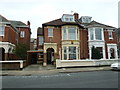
[0,65,112,76]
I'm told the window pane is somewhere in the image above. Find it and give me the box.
[90,29,94,40]
[0,26,5,36]
[95,28,102,40]
[108,31,112,39]
[64,47,67,60]
[68,27,76,40]
[69,46,76,60]
[63,28,66,40]
[48,28,53,37]
[20,31,25,38]
[39,37,43,45]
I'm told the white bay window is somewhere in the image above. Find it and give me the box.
[89,27,103,41]
[62,26,78,40]
[62,46,79,60]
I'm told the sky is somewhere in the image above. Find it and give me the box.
[0,0,119,38]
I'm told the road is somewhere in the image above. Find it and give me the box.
[2,71,119,88]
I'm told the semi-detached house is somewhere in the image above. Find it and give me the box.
[0,15,31,61]
[37,13,118,66]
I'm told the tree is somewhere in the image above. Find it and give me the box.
[91,46,101,59]
[14,43,28,60]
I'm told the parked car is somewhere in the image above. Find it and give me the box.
[111,62,120,70]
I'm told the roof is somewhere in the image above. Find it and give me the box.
[0,15,9,22]
[9,20,29,28]
[37,27,43,35]
[80,20,116,29]
[43,18,84,28]
[116,28,120,35]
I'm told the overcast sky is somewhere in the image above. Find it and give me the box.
[0,0,119,38]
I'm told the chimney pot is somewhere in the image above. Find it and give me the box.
[74,13,79,20]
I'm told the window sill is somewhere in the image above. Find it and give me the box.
[48,36,53,37]
[109,38,113,40]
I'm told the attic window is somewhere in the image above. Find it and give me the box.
[61,14,74,22]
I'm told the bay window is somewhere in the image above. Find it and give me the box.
[63,46,79,60]
[62,26,77,40]
[89,28,103,40]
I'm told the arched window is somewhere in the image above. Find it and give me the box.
[110,48,115,59]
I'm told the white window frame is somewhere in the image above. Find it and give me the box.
[20,31,25,38]
[62,46,79,60]
[108,31,113,39]
[88,27,104,41]
[0,25,5,36]
[48,28,53,37]
[62,26,78,40]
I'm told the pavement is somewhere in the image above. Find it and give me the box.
[0,64,112,76]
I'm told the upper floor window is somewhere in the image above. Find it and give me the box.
[39,36,44,45]
[48,28,53,37]
[20,31,25,38]
[95,28,102,40]
[68,27,76,40]
[89,28,103,41]
[62,26,77,40]
[108,31,113,39]
[63,27,67,40]
[0,26,5,36]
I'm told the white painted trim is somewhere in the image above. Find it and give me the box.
[107,44,118,59]
[0,42,15,53]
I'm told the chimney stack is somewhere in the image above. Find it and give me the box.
[27,21,30,27]
[74,13,79,20]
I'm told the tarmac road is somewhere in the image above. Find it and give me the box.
[2,71,119,88]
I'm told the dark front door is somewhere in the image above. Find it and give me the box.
[46,48,54,64]
[31,53,37,64]
[0,48,5,61]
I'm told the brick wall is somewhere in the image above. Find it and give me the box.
[44,26,61,59]
[1,25,17,45]
[80,29,89,59]
[18,27,31,49]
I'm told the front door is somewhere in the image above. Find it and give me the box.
[46,48,54,64]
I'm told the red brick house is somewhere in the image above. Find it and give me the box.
[38,13,118,66]
[0,15,31,60]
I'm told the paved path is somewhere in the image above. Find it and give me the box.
[0,65,112,76]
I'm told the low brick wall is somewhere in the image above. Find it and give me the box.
[0,60,26,70]
[56,59,119,68]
